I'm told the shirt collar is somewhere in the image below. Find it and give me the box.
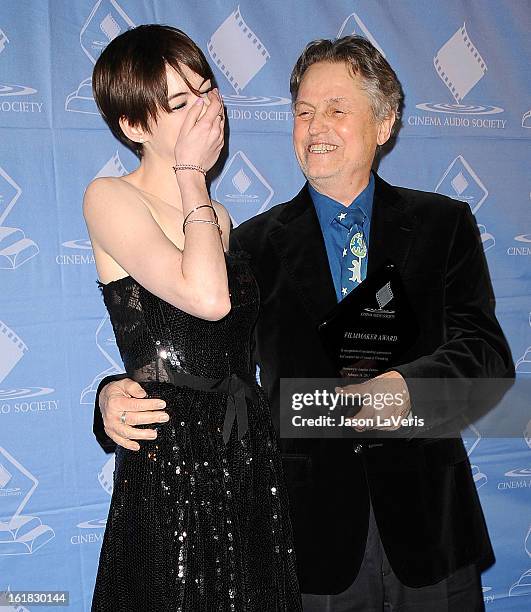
[309,172,375,227]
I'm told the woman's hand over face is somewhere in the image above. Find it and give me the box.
[173,89,224,173]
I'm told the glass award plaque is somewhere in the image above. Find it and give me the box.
[318,262,418,378]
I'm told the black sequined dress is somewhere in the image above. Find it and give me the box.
[91,253,302,611]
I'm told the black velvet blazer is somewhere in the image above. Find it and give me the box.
[228,173,514,593]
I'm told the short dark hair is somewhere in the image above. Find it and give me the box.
[290,36,403,133]
[92,24,214,157]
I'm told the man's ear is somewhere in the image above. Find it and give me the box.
[376,111,396,146]
[118,116,148,144]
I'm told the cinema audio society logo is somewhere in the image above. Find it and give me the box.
[0,321,54,411]
[0,446,55,555]
[0,27,43,115]
[80,316,122,404]
[0,167,39,269]
[336,13,385,57]
[417,23,503,116]
[214,151,273,226]
[409,24,506,130]
[435,156,495,252]
[65,0,135,114]
[208,6,290,113]
[57,152,129,265]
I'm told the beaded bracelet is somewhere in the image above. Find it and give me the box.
[173,164,207,176]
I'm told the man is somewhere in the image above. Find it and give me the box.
[93,37,514,610]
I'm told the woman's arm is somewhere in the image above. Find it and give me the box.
[84,91,231,320]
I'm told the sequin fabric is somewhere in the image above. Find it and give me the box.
[91,253,302,611]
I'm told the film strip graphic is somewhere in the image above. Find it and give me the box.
[94,151,128,179]
[376,282,393,310]
[208,6,269,94]
[434,23,487,103]
[98,456,115,496]
[99,12,122,42]
[0,321,28,383]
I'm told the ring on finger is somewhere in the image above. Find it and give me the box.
[120,410,127,425]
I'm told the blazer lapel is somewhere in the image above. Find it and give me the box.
[269,185,337,324]
[368,174,417,277]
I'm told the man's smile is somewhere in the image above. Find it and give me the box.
[307,143,339,154]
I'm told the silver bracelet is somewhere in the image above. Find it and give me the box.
[182,204,218,231]
[183,219,221,234]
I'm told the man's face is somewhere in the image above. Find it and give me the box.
[292,61,394,194]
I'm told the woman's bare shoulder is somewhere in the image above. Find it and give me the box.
[84,176,130,201]
[83,177,144,217]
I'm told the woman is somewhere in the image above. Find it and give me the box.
[85,24,301,611]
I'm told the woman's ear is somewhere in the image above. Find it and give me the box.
[119,116,147,144]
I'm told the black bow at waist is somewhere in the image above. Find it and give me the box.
[164,370,258,445]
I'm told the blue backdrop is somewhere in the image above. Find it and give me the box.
[0,1,529,609]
